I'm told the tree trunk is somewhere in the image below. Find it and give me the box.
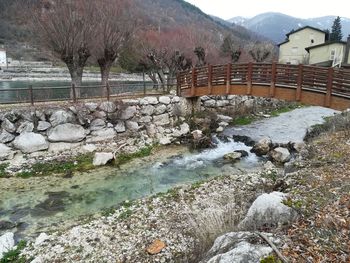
[67,64,83,99]
[147,71,158,90]
[98,61,113,97]
[157,70,166,91]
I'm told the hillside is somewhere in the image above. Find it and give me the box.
[0,0,263,61]
[228,12,350,43]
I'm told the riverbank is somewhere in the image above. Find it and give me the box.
[16,111,350,263]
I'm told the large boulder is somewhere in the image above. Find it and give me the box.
[239,192,297,230]
[48,124,86,143]
[140,105,155,116]
[84,102,98,112]
[114,121,126,133]
[269,147,291,163]
[0,232,15,259]
[159,96,171,104]
[223,151,244,162]
[154,104,167,115]
[140,96,158,105]
[16,121,34,134]
[251,137,272,156]
[37,121,51,132]
[153,113,170,126]
[87,128,116,143]
[126,121,139,131]
[93,152,114,166]
[205,232,274,263]
[13,132,49,153]
[0,130,15,143]
[99,101,117,113]
[49,110,75,127]
[0,143,15,161]
[89,118,106,131]
[1,119,16,133]
[120,106,137,120]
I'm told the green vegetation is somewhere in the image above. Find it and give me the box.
[283,197,303,210]
[118,208,133,220]
[114,146,154,166]
[0,240,27,263]
[269,105,300,117]
[260,254,282,263]
[230,116,256,126]
[0,163,9,178]
[16,154,94,178]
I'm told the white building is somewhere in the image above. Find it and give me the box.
[0,49,7,68]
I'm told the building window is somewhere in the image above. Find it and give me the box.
[330,49,336,60]
[292,47,298,53]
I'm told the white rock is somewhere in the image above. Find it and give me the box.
[159,96,171,104]
[126,121,139,131]
[0,232,15,259]
[140,105,155,115]
[216,100,229,107]
[217,114,233,122]
[218,121,229,127]
[251,137,272,156]
[239,192,296,230]
[159,137,172,145]
[191,130,203,140]
[269,147,291,163]
[179,123,190,135]
[0,130,15,143]
[0,143,15,161]
[171,96,180,103]
[89,118,106,131]
[48,142,81,153]
[13,132,49,153]
[37,121,51,131]
[143,96,158,105]
[87,128,116,142]
[146,124,157,137]
[154,104,167,115]
[216,126,224,132]
[153,113,170,126]
[48,124,86,143]
[81,144,97,153]
[122,99,139,105]
[93,152,114,166]
[120,106,137,120]
[204,99,216,107]
[16,121,34,133]
[1,119,16,133]
[34,233,49,246]
[99,101,117,113]
[49,110,75,127]
[115,121,126,133]
[85,102,98,112]
[138,116,152,123]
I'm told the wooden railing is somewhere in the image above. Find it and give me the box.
[177,62,350,110]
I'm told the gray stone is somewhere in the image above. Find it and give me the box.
[159,96,171,104]
[0,232,15,259]
[120,106,137,120]
[191,130,203,140]
[49,110,75,127]
[3,111,18,123]
[93,152,114,166]
[138,116,152,123]
[140,96,158,105]
[223,152,242,162]
[48,142,81,153]
[0,143,15,161]
[153,113,170,126]
[159,136,171,145]
[219,121,229,127]
[37,121,51,131]
[140,105,155,115]
[35,110,46,121]
[13,132,49,153]
[81,144,97,153]
[99,101,117,113]
[216,100,229,107]
[205,232,273,263]
[16,121,34,133]
[217,114,233,122]
[239,192,296,230]
[216,126,224,132]
[201,95,211,101]
[251,137,272,156]
[0,130,15,143]
[269,147,291,163]
[88,128,116,142]
[115,121,126,133]
[122,99,139,105]
[204,99,216,107]
[48,124,86,143]
[1,119,16,133]
[92,111,107,119]
[89,118,106,131]
[146,124,157,137]
[34,233,49,247]
[154,104,167,115]
[126,121,139,131]
[85,102,98,112]
[171,96,180,103]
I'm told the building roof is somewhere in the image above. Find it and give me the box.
[305,41,347,52]
[278,26,327,47]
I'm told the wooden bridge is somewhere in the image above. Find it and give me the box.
[177,63,350,110]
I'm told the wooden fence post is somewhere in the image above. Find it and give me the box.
[191,67,196,97]
[208,64,213,95]
[270,62,277,98]
[325,67,334,107]
[296,64,303,101]
[247,62,253,95]
[71,84,77,103]
[226,63,232,94]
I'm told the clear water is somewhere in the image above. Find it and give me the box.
[0,138,263,240]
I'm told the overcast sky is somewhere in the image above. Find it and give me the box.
[185,0,349,20]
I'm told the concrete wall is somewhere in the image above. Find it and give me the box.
[308,43,346,65]
[279,28,325,64]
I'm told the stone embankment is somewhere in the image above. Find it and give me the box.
[0,95,285,173]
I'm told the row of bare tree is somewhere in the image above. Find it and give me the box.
[21,0,275,91]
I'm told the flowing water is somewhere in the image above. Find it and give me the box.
[0,138,263,240]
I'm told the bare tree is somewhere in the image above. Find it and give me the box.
[92,0,135,90]
[30,0,95,90]
[220,35,241,63]
[248,42,275,62]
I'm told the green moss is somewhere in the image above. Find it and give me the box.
[0,163,9,178]
[114,146,154,166]
[16,154,94,178]
[0,240,27,263]
[260,254,282,263]
[269,104,302,117]
[283,198,303,210]
[118,208,133,220]
[230,116,256,126]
